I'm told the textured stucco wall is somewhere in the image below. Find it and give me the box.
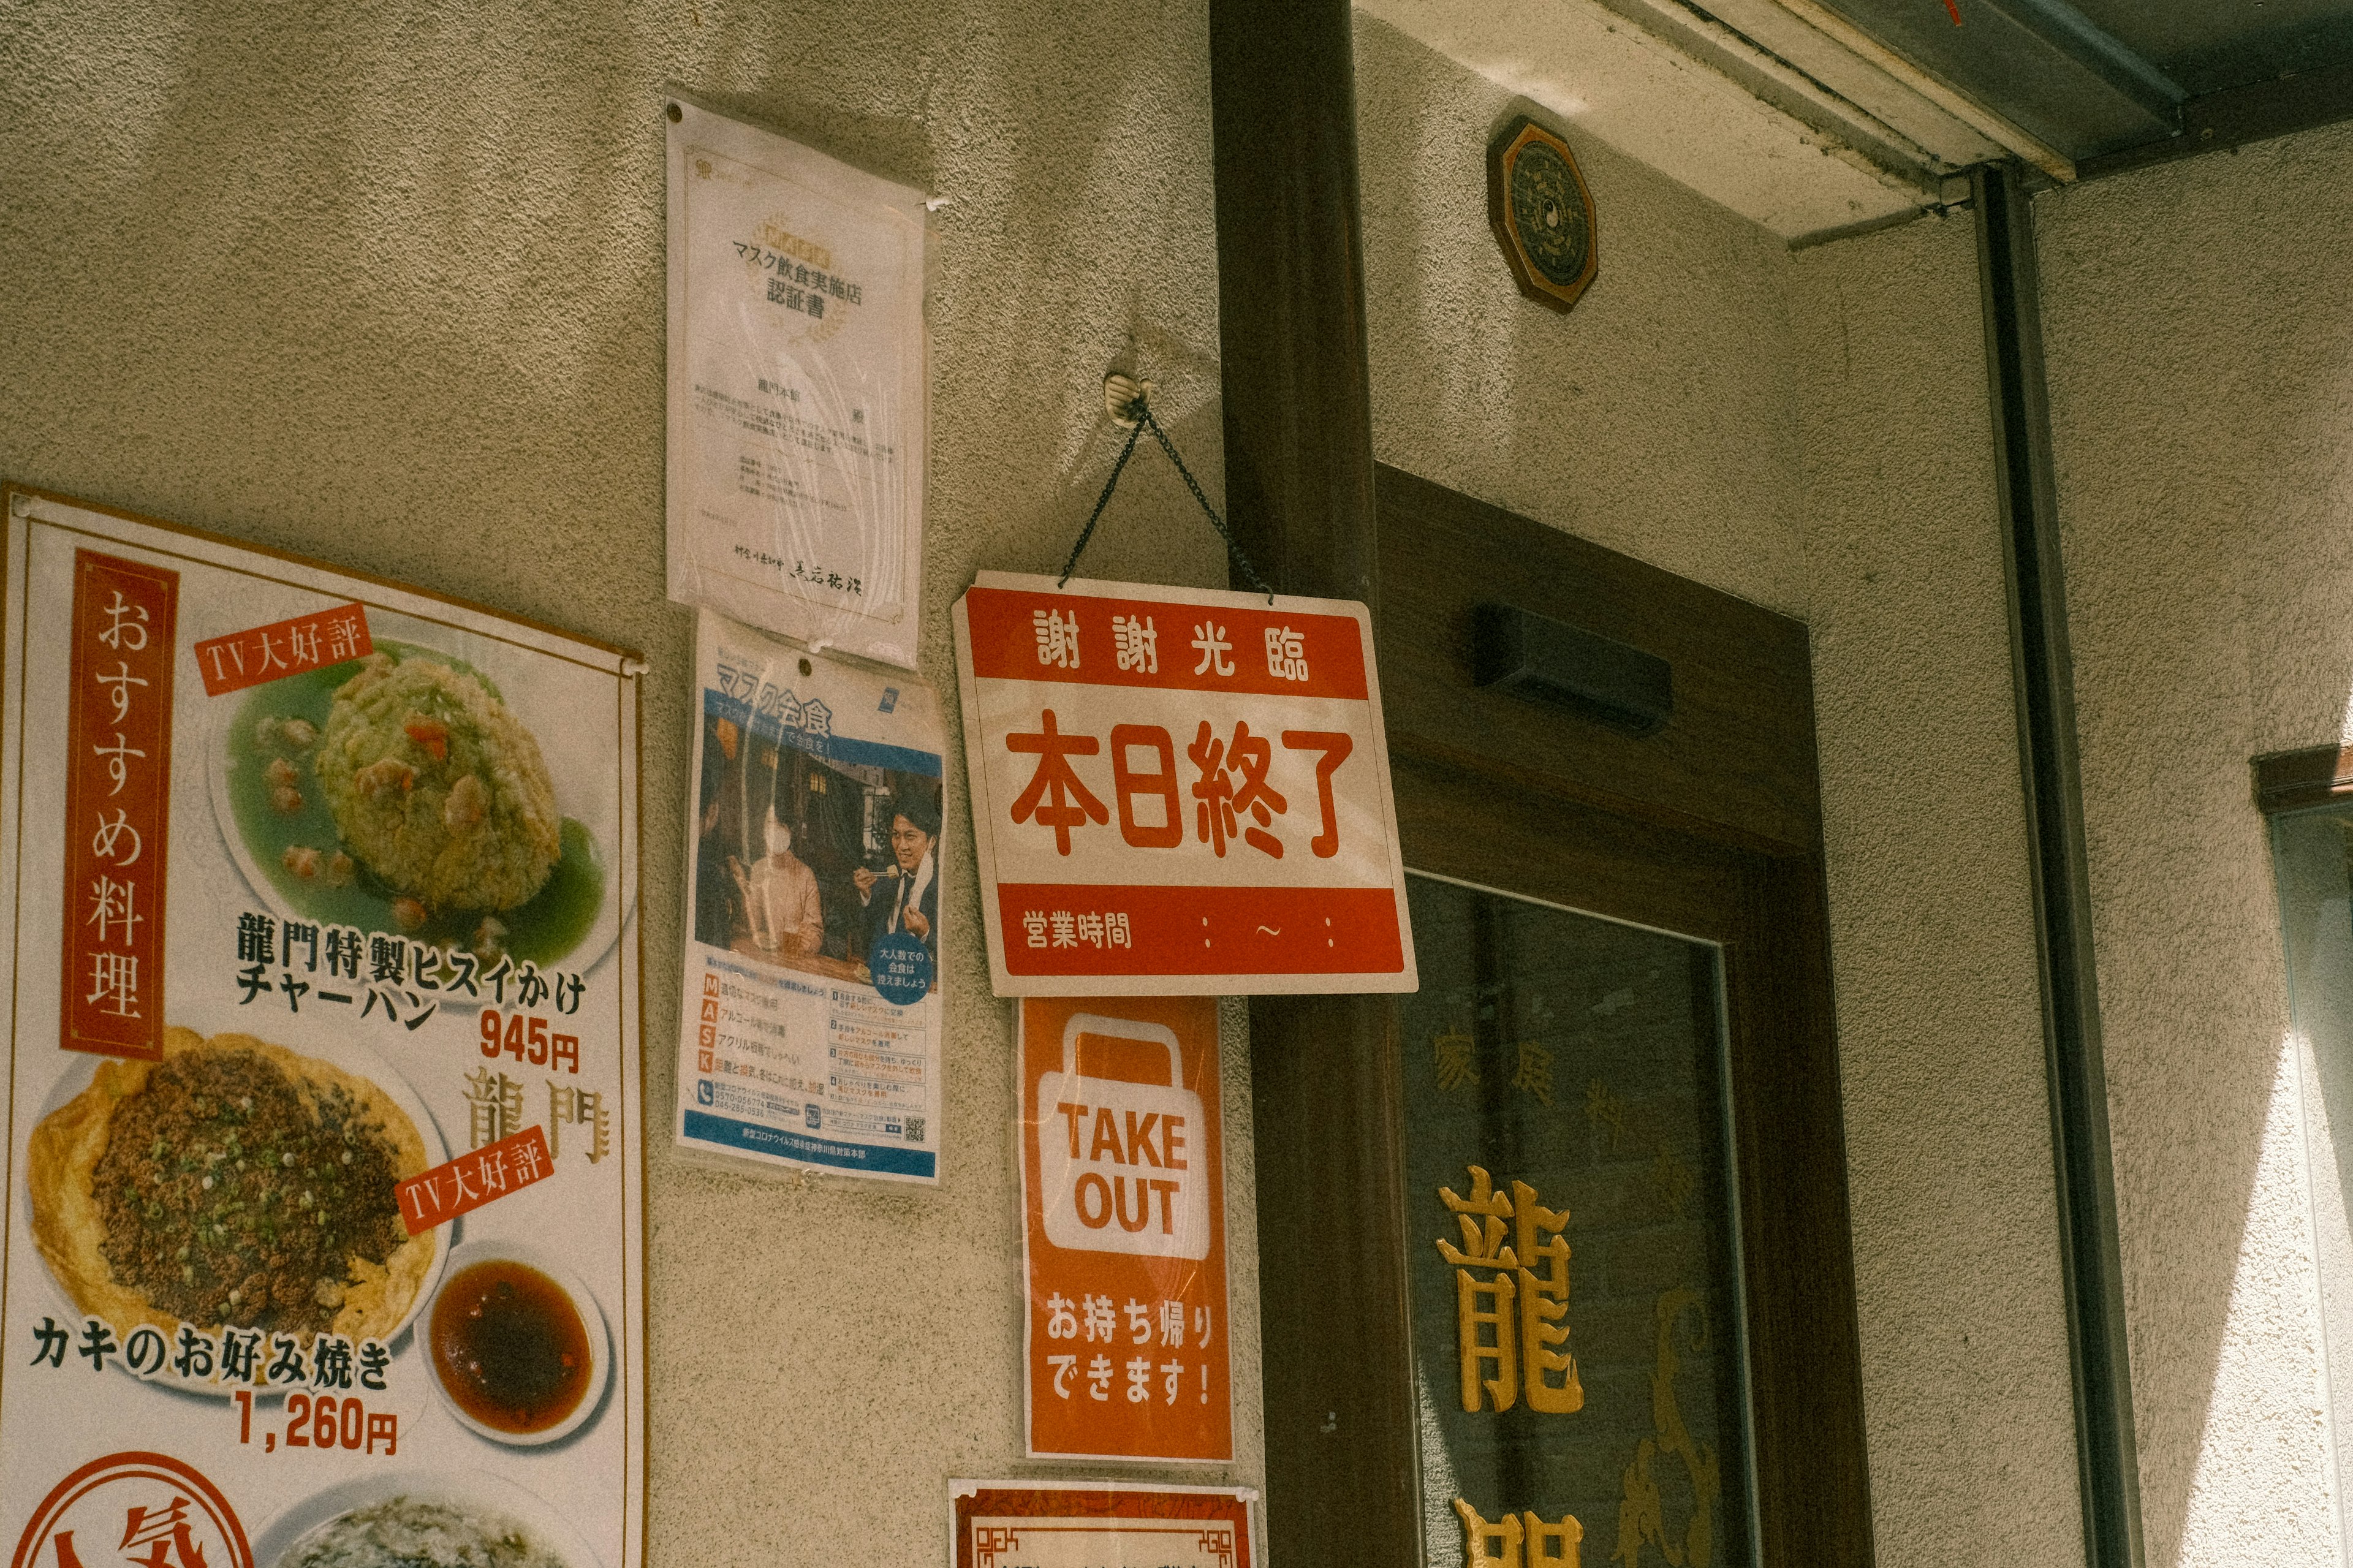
[15,0,2351,1559]
[1353,14,1809,618]
[1786,122,2353,1566]
[0,1,1264,1561]
[2035,124,2353,1566]
[1789,213,2088,1565]
[1372,26,2353,1564]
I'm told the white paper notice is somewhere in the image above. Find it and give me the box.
[675,612,945,1182]
[665,98,927,668]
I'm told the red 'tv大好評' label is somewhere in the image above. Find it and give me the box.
[192,604,371,697]
[396,1125,555,1235]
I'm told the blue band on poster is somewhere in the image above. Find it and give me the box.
[702,688,942,777]
[680,1108,937,1178]
[870,931,933,1006]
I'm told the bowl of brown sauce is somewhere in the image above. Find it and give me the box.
[424,1240,608,1446]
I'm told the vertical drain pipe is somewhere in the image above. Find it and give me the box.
[1972,159,2146,1568]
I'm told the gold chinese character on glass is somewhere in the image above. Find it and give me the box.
[1615,1289,1720,1568]
[1453,1499,1585,1568]
[1434,1026,1479,1091]
[1436,1165,1583,1414]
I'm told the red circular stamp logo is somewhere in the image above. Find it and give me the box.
[10,1453,251,1568]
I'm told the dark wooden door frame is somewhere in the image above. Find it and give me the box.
[1387,754,1862,1566]
[1235,463,1884,1566]
[1208,0,1379,610]
[1370,476,1876,1567]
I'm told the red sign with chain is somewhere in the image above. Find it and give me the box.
[954,571,1415,996]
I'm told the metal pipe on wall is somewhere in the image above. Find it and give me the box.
[1971,157,2147,1568]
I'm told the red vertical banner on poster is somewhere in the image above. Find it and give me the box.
[60,550,178,1059]
[1020,996,1231,1461]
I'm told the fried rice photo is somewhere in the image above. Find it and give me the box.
[278,1497,571,1568]
[28,1027,436,1344]
[313,651,561,912]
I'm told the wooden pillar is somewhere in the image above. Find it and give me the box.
[1209,0,1379,605]
[1210,5,1416,1561]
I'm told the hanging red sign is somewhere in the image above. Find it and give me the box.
[953,572,1416,996]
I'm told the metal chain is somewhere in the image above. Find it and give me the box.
[1058,392,1276,603]
[1138,402,1276,602]
[1056,414,1146,588]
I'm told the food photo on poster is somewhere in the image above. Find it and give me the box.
[673,609,946,1182]
[0,487,646,1568]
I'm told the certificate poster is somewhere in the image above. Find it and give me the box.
[675,610,944,1182]
[1019,997,1229,1462]
[949,1480,1254,1568]
[665,96,928,670]
[0,487,645,1568]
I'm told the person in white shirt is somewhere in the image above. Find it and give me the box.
[854,795,939,961]
[735,807,824,956]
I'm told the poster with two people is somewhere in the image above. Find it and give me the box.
[673,611,945,1183]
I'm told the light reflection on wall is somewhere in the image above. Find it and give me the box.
[2263,811,2353,1555]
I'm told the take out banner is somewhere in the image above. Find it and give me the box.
[0,487,645,1568]
[1020,996,1229,1463]
[953,572,1417,996]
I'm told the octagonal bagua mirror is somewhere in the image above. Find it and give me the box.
[1488,116,1598,314]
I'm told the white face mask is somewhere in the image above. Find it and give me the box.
[763,821,793,857]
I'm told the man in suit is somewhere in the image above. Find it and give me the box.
[854,795,939,963]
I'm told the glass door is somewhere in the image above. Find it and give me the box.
[1401,873,1759,1568]
[1248,470,1871,1567]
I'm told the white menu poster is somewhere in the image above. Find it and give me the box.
[674,611,944,1183]
[665,96,928,670]
[0,485,645,1568]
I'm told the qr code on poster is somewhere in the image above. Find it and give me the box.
[904,1116,926,1143]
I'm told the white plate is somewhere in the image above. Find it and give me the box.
[423,1237,611,1447]
[251,1469,602,1568]
[206,611,622,975]
[23,1034,451,1397]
